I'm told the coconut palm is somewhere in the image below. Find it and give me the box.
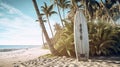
[53,23,62,44]
[68,0,100,22]
[57,0,70,18]
[67,0,81,22]
[41,2,57,37]
[81,0,100,21]
[36,17,46,47]
[51,0,64,27]
[41,31,45,47]
[32,0,60,55]
[54,23,62,32]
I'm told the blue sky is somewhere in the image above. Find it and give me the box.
[0,0,61,45]
[0,0,120,45]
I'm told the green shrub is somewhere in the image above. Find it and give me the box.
[54,20,75,57]
[88,21,120,56]
[53,20,120,57]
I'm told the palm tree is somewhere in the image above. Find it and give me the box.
[100,0,116,25]
[67,0,100,22]
[79,0,100,21]
[52,0,64,27]
[36,15,46,47]
[57,0,70,19]
[32,0,60,55]
[41,18,46,47]
[54,23,62,32]
[41,2,57,37]
[67,0,80,22]
[42,31,45,47]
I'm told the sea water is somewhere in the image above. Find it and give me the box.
[0,45,41,49]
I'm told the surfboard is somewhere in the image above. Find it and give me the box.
[74,9,89,61]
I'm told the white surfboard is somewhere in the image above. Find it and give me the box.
[74,9,89,61]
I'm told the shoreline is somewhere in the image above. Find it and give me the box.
[0,47,120,67]
[0,49,20,52]
[0,47,50,67]
[0,45,41,49]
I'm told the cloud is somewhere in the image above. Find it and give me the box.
[0,13,3,16]
[0,2,43,45]
[0,2,22,15]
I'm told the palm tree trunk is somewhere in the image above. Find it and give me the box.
[100,0,116,25]
[32,0,60,55]
[84,1,87,18]
[63,9,65,19]
[82,0,91,22]
[56,1,64,27]
[47,16,54,37]
[42,31,45,47]
[117,0,120,12]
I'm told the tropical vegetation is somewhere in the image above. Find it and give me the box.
[32,0,120,57]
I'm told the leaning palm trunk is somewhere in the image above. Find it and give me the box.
[32,0,60,55]
[63,9,65,19]
[42,31,45,47]
[100,0,116,25]
[47,16,54,37]
[56,1,64,27]
[117,1,120,12]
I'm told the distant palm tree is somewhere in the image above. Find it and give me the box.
[54,23,62,32]
[41,2,57,37]
[57,0,70,18]
[52,0,64,27]
[67,0,79,22]
[42,31,45,47]
[41,18,46,47]
[32,0,60,55]
[36,17,46,47]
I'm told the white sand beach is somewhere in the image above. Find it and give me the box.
[0,47,50,67]
[19,56,120,67]
[0,48,120,67]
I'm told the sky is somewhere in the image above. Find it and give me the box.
[0,0,119,45]
[0,0,60,45]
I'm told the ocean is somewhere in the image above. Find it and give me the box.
[0,45,41,49]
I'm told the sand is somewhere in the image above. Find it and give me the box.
[0,48,120,67]
[0,47,50,67]
[19,56,120,67]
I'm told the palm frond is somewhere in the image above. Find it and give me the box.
[48,4,54,11]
